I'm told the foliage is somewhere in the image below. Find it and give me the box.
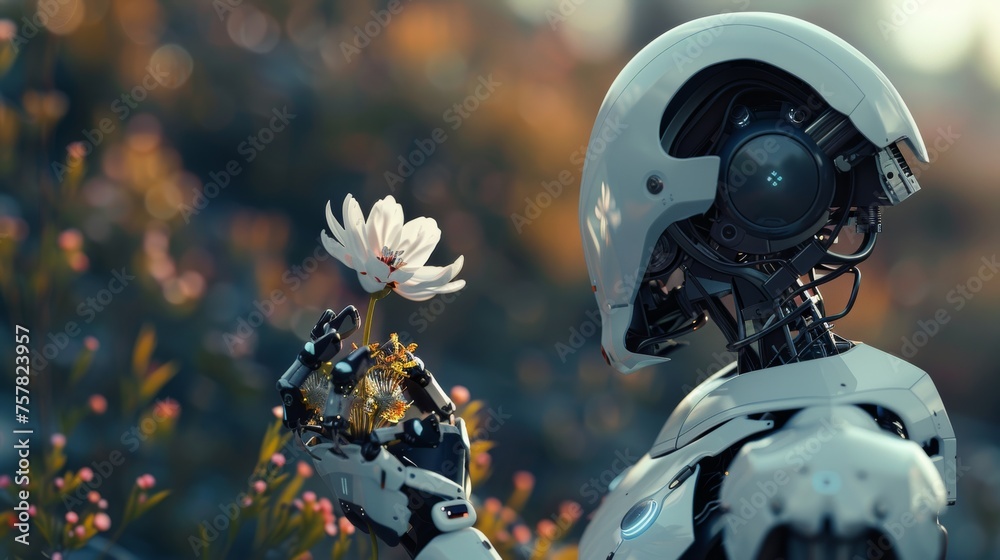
[0,330,176,559]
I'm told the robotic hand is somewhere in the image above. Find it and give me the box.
[277,312,500,560]
[276,306,360,430]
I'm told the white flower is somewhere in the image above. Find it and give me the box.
[322,195,465,301]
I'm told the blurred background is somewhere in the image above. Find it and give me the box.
[1,0,999,558]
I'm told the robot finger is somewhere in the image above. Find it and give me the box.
[327,305,361,339]
[309,309,336,340]
[330,345,374,394]
[366,416,443,457]
[401,356,457,420]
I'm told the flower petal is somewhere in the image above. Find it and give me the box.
[405,255,464,286]
[385,265,415,285]
[394,279,466,302]
[365,196,404,259]
[356,269,386,293]
[343,195,369,262]
[320,231,353,268]
[394,255,464,301]
[325,201,349,247]
[395,217,441,269]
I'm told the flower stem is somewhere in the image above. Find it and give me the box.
[367,520,379,560]
[97,487,134,560]
[361,287,392,346]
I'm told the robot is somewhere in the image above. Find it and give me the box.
[276,12,957,560]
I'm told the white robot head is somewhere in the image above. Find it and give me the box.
[579,12,927,373]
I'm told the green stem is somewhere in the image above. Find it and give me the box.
[221,517,241,559]
[97,487,133,560]
[361,287,392,346]
[367,521,379,560]
[362,293,376,346]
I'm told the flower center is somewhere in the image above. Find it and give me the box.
[378,246,406,273]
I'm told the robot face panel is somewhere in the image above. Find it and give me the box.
[578,13,929,373]
[719,122,833,244]
[711,98,839,253]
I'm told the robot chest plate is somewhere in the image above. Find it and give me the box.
[579,451,699,560]
[579,415,775,560]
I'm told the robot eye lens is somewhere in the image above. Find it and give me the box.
[726,134,820,231]
[620,498,659,539]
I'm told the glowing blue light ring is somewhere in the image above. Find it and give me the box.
[620,498,660,540]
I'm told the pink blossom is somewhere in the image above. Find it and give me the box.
[51,553,63,560]
[325,521,338,536]
[84,336,100,351]
[88,394,108,415]
[559,500,582,522]
[153,398,180,420]
[74,525,85,538]
[78,467,94,482]
[270,453,286,468]
[51,433,66,449]
[98,499,108,510]
[0,475,10,488]
[88,491,101,503]
[536,519,557,539]
[136,474,156,490]
[68,253,89,272]
[253,480,266,494]
[241,496,252,507]
[296,461,313,478]
[513,471,535,492]
[94,512,111,532]
[65,511,79,524]
[271,405,283,419]
[513,525,531,544]
[66,142,87,161]
[449,385,471,407]
[483,497,501,514]
[302,490,316,503]
[0,20,14,42]
[54,477,64,489]
[58,229,84,252]
[338,517,355,536]
[475,452,492,467]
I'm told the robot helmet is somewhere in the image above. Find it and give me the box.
[579,12,927,373]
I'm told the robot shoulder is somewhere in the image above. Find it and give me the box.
[649,344,956,503]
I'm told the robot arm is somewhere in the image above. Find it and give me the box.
[307,437,500,559]
[283,331,499,559]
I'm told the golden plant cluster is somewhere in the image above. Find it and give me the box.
[348,334,416,437]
